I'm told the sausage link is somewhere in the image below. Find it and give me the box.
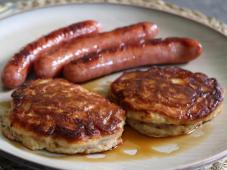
[2,20,100,89]
[34,22,159,78]
[63,37,203,83]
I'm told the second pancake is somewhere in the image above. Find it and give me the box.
[110,66,224,137]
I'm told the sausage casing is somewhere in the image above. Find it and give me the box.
[63,37,203,83]
[34,22,159,78]
[2,20,100,89]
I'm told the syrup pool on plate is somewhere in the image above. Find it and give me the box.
[67,77,211,161]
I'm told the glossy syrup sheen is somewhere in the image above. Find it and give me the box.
[0,78,211,162]
[54,125,210,162]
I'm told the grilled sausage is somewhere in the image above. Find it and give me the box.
[2,20,100,89]
[63,37,203,83]
[34,22,159,78]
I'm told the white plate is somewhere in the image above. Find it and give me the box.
[0,3,226,170]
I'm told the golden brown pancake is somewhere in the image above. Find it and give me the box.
[110,66,224,137]
[2,79,125,154]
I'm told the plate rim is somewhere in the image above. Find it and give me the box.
[11,0,227,37]
[0,2,226,170]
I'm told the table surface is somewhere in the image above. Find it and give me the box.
[164,0,227,24]
[0,0,226,170]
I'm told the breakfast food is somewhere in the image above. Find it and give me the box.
[0,18,225,157]
[1,20,101,89]
[110,66,224,137]
[34,22,159,78]
[64,37,202,83]
[2,79,125,154]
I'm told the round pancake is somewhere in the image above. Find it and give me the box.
[110,66,224,137]
[2,79,125,154]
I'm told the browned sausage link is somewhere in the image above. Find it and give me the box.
[34,22,159,78]
[2,20,101,89]
[63,37,203,83]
